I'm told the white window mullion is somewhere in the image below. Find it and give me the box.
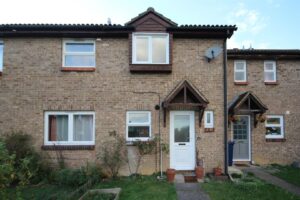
[69,113,74,143]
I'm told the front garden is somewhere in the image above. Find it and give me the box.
[202,173,300,200]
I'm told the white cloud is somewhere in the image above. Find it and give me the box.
[228,3,267,35]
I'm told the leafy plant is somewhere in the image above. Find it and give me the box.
[97,132,127,178]
[0,140,16,188]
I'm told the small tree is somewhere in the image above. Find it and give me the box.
[97,131,127,178]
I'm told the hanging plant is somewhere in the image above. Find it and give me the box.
[256,114,266,122]
[229,115,238,122]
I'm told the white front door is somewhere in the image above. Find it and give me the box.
[170,111,195,170]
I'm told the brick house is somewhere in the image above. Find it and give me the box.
[0,8,299,175]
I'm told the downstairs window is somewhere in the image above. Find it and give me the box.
[44,111,95,145]
[265,115,284,139]
[126,111,151,141]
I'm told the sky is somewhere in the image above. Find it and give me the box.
[0,0,299,49]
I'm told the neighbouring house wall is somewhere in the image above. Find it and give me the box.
[227,59,300,165]
[0,37,226,174]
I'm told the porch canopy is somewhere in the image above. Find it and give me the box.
[228,91,268,127]
[162,80,209,127]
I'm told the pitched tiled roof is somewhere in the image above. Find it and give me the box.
[125,7,178,26]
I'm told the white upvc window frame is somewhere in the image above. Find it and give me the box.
[44,111,95,145]
[0,40,3,72]
[234,60,247,82]
[126,111,151,141]
[62,39,96,68]
[132,33,169,64]
[204,111,214,128]
[265,115,284,139]
[264,61,277,82]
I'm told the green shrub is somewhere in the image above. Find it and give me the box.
[53,163,103,187]
[0,140,16,188]
[2,131,50,186]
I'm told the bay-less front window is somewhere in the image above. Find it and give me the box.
[126,111,151,141]
[265,115,284,139]
[264,61,276,82]
[132,33,169,64]
[63,40,95,67]
[44,112,95,145]
[234,60,247,82]
[0,41,3,72]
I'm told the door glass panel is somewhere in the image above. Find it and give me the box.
[174,115,190,142]
[233,117,248,140]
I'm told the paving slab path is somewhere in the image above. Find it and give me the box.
[175,183,211,200]
[242,166,300,197]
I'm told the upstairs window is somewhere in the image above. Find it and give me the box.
[265,115,284,139]
[264,61,276,82]
[0,41,3,73]
[126,111,151,141]
[234,60,247,82]
[63,40,95,68]
[132,33,169,64]
[44,111,95,145]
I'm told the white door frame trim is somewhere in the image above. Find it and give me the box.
[232,115,251,162]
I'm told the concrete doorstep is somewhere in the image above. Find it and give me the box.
[174,174,210,200]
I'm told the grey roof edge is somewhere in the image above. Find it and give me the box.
[228,49,300,55]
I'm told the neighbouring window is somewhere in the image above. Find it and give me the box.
[264,61,276,82]
[204,111,214,128]
[234,60,247,82]
[63,40,95,67]
[126,111,151,141]
[0,41,3,72]
[44,111,95,145]
[265,115,284,139]
[132,33,169,64]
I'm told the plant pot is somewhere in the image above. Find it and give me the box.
[166,168,176,183]
[195,166,204,179]
[213,167,222,176]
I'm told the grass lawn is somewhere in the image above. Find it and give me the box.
[267,164,300,187]
[2,175,177,200]
[201,174,300,200]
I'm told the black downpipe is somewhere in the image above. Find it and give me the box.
[223,39,228,175]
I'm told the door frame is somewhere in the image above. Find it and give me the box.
[232,115,251,162]
[169,110,196,170]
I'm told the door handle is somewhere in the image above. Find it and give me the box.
[178,143,186,145]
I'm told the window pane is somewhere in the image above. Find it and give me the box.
[73,115,93,141]
[206,113,211,124]
[128,126,149,138]
[265,63,274,70]
[152,36,167,63]
[265,71,275,81]
[65,43,94,52]
[266,127,281,136]
[65,55,95,67]
[136,37,148,62]
[235,63,245,70]
[0,44,3,71]
[128,113,149,124]
[235,71,245,81]
[48,115,68,141]
[174,115,190,142]
[266,117,280,125]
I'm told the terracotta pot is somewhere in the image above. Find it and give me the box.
[195,166,204,179]
[213,167,222,176]
[166,168,176,183]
